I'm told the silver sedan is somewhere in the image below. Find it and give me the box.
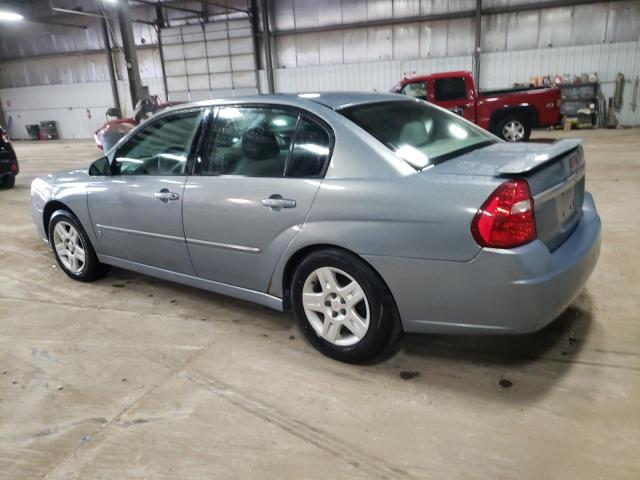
[31,93,601,363]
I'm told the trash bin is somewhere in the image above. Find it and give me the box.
[40,121,59,140]
[26,124,40,140]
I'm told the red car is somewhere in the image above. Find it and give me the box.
[94,96,181,151]
[392,71,562,141]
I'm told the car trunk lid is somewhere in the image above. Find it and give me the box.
[431,139,586,251]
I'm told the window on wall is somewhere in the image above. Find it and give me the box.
[113,110,202,176]
[200,106,332,178]
[433,78,467,101]
[401,82,427,100]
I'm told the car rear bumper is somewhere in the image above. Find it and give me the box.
[364,192,601,335]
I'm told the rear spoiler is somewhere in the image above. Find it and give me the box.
[498,139,583,175]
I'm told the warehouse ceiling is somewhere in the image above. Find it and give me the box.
[0,1,250,61]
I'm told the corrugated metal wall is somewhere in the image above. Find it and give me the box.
[481,41,640,125]
[261,55,472,92]
[268,0,640,69]
[0,49,165,139]
[1,0,639,138]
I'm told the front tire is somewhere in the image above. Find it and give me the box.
[48,210,110,282]
[290,249,401,363]
[496,115,531,142]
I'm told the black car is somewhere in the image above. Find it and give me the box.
[0,126,19,188]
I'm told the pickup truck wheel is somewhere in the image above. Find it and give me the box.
[497,116,531,142]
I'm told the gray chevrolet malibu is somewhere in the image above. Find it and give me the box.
[31,93,601,363]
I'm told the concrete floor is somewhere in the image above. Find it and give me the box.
[0,128,638,479]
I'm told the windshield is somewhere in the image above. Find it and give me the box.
[339,100,496,169]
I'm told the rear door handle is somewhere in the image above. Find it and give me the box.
[155,188,180,203]
[262,194,296,211]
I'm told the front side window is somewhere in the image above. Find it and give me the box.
[113,110,202,176]
[339,101,495,169]
[433,77,467,101]
[401,81,427,100]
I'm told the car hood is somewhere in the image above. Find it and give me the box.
[431,139,582,177]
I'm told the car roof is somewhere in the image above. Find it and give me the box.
[295,91,411,110]
[166,91,413,114]
[401,70,472,84]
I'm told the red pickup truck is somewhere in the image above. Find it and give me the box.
[392,71,562,142]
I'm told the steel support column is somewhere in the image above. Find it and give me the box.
[260,0,275,93]
[102,17,121,117]
[249,0,262,93]
[117,1,144,109]
[155,5,170,101]
[473,0,482,86]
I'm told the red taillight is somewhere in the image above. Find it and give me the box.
[471,179,536,248]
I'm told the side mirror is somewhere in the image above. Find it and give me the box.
[89,156,111,176]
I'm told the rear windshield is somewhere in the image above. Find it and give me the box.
[339,101,495,169]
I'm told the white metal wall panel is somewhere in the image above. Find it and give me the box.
[0,77,164,139]
[537,8,572,48]
[265,54,471,94]
[419,21,449,58]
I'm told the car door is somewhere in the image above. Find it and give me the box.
[88,108,205,274]
[182,105,332,292]
[430,76,476,122]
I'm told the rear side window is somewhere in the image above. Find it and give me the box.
[285,118,331,178]
[201,106,298,177]
[200,107,331,179]
[433,77,467,101]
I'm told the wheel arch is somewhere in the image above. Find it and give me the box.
[43,200,78,240]
[278,243,399,318]
[489,105,539,132]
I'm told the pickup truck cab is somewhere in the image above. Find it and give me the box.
[392,71,562,142]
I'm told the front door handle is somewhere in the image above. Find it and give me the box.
[262,194,296,211]
[155,188,180,203]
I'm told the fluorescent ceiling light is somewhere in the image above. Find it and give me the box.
[0,10,24,21]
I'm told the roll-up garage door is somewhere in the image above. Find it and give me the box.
[160,18,258,101]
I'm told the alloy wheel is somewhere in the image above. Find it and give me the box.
[502,120,525,142]
[52,220,86,274]
[301,266,370,347]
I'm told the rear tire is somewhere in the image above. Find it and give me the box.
[290,248,401,363]
[48,210,110,282]
[1,174,15,189]
[496,115,531,142]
